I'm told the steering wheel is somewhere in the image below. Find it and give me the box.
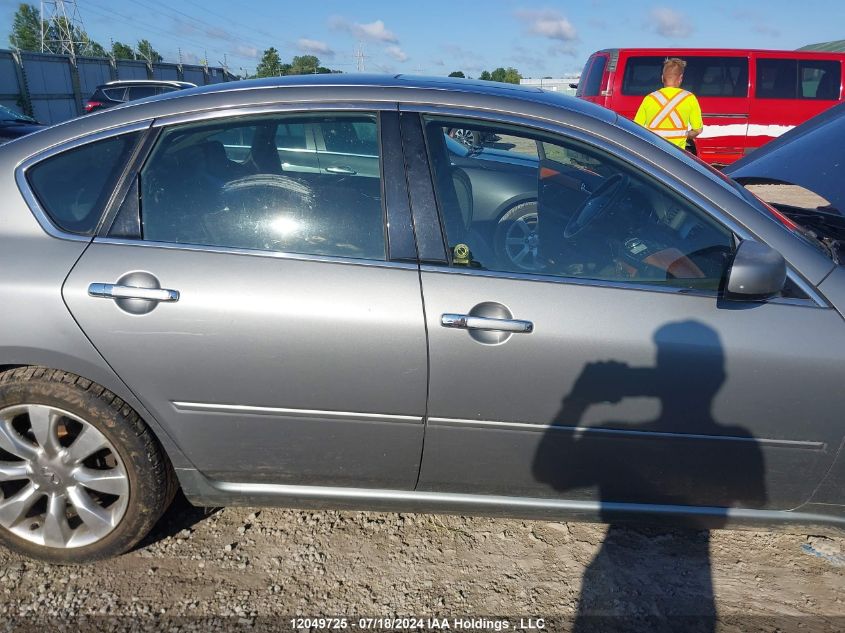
[563,173,629,239]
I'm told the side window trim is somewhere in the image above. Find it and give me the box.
[98,126,162,238]
[15,120,153,242]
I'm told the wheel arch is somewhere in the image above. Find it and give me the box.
[0,350,193,471]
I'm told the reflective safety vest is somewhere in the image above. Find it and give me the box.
[643,88,693,142]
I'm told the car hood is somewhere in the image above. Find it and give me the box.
[725,101,845,215]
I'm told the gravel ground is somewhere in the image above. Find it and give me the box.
[0,185,841,633]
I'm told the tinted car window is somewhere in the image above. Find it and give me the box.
[320,118,379,155]
[136,113,385,260]
[756,59,798,98]
[800,60,840,99]
[581,55,607,97]
[622,56,748,97]
[127,86,157,100]
[102,87,127,101]
[423,116,735,291]
[27,133,139,235]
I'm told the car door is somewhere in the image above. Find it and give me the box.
[62,108,428,489]
[404,110,845,512]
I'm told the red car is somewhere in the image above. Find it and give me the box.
[576,48,845,166]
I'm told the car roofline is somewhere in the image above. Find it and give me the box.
[102,80,197,88]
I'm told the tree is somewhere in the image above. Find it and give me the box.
[479,70,492,81]
[489,67,507,83]
[111,41,134,60]
[255,47,283,77]
[289,54,320,75]
[503,67,522,84]
[9,3,42,51]
[136,39,162,63]
[448,71,465,78]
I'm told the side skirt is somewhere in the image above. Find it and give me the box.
[175,468,845,535]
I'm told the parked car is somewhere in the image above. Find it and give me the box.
[1,74,844,563]
[576,48,845,166]
[0,105,44,143]
[84,80,196,114]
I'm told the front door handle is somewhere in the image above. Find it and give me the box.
[88,283,180,303]
[441,313,533,333]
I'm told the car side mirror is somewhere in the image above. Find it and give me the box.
[725,240,787,300]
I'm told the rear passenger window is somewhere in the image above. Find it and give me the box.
[127,86,157,100]
[27,133,140,235]
[756,59,840,99]
[622,56,748,97]
[132,113,385,260]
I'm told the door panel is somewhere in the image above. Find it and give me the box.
[64,244,427,487]
[417,271,844,510]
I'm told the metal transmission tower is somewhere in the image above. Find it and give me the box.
[40,0,88,59]
[354,42,368,72]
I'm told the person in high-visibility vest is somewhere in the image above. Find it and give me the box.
[634,58,703,150]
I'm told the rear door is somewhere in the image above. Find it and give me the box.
[61,108,428,489]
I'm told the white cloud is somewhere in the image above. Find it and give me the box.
[431,58,445,67]
[649,7,693,38]
[234,45,259,59]
[330,16,399,43]
[385,45,409,62]
[516,9,577,42]
[297,38,335,58]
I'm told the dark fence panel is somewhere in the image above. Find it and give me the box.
[0,49,236,124]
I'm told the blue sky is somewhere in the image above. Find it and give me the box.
[2,0,843,77]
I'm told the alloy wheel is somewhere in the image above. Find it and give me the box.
[0,404,129,549]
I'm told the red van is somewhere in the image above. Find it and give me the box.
[576,48,845,166]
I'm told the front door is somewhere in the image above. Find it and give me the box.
[409,112,845,512]
[63,108,428,489]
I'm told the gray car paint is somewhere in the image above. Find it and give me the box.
[1,74,843,531]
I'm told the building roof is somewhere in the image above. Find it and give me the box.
[798,40,845,52]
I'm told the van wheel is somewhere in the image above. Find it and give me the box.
[0,367,176,563]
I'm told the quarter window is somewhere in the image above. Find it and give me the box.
[423,116,735,292]
[27,132,140,235]
[132,112,386,260]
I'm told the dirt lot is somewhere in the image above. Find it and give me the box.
[0,185,841,633]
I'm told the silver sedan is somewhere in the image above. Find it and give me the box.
[0,74,843,563]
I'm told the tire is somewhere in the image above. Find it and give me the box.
[0,367,176,563]
[494,201,543,272]
[452,128,480,148]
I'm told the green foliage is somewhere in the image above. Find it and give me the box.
[482,67,521,84]
[254,48,339,78]
[136,39,162,63]
[9,3,41,51]
[255,47,283,77]
[448,71,465,78]
[111,41,134,60]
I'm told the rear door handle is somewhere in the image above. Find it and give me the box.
[326,165,357,175]
[441,313,533,333]
[88,283,180,302]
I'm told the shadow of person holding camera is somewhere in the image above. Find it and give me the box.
[533,320,767,633]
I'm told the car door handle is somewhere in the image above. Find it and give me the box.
[441,313,533,333]
[326,165,356,175]
[88,283,180,303]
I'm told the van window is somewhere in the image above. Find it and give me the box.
[578,55,607,97]
[757,59,840,99]
[622,56,748,97]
